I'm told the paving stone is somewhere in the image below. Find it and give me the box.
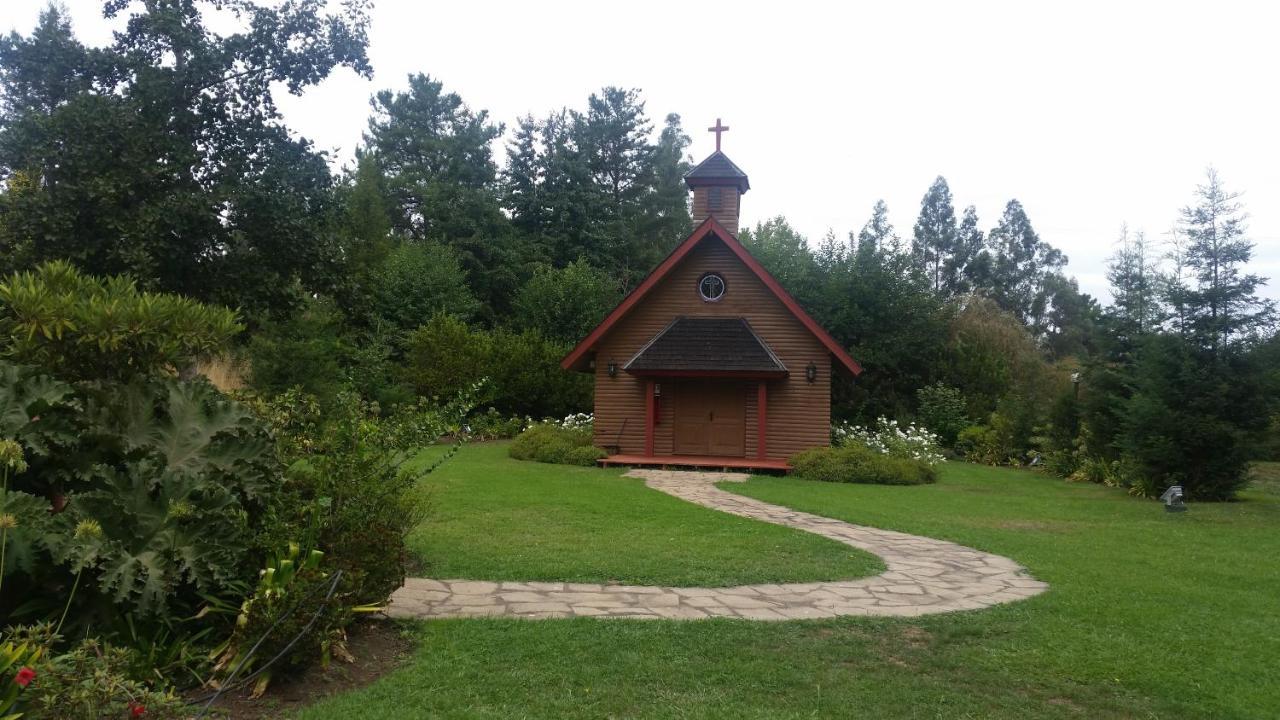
[449,581,499,595]
[509,602,572,614]
[387,468,1048,621]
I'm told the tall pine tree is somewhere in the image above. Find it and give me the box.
[1176,168,1274,351]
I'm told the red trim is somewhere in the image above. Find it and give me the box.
[757,382,768,460]
[599,454,790,472]
[644,380,656,455]
[561,217,862,376]
[625,369,789,379]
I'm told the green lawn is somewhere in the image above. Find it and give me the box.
[405,442,882,586]
[301,448,1280,719]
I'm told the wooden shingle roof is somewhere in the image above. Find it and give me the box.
[684,151,750,192]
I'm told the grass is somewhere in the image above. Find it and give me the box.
[405,442,882,586]
[1248,460,1280,495]
[300,450,1280,719]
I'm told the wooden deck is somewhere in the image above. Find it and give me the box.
[600,454,791,473]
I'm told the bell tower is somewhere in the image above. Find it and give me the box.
[684,118,750,236]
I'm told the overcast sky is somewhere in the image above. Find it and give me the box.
[5,0,1279,302]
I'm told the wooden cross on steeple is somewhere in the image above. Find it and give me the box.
[708,118,729,152]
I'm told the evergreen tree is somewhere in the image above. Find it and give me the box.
[342,153,395,273]
[912,176,959,294]
[499,90,688,286]
[364,73,520,320]
[503,115,544,241]
[1175,168,1274,351]
[1104,225,1165,346]
[986,199,1067,332]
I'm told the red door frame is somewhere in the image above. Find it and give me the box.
[644,380,656,455]
[757,381,768,460]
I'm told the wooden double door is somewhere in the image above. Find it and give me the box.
[673,382,745,457]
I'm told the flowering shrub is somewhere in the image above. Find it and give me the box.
[833,418,946,467]
[509,416,603,467]
[554,412,594,431]
[790,445,938,486]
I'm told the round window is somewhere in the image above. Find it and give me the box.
[698,273,726,302]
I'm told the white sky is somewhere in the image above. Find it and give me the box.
[5,0,1279,302]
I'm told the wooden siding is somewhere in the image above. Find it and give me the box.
[591,236,831,461]
[691,186,740,235]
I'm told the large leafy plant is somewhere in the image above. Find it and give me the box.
[0,362,278,626]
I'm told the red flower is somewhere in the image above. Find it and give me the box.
[13,666,35,688]
[128,701,146,717]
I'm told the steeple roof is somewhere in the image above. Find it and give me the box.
[684,151,750,192]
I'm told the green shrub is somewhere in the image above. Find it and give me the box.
[402,314,592,418]
[790,445,937,485]
[915,382,969,446]
[955,424,1002,464]
[465,408,528,440]
[509,424,603,466]
[252,389,470,607]
[245,295,348,402]
[366,242,480,334]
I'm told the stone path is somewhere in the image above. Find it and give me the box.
[388,469,1048,621]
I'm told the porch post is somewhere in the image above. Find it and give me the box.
[757,381,768,460]
[644,380,656,456]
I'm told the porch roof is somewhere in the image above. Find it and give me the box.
[623,317,788,378]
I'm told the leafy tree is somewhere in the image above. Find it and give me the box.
[1175,168,1275,351]
[1040,274,1100,360]
[912,176,959,294]
[739,217,821,308]
[956,205,988,294]
[512,260,621,343]
[985,200,1067,333]
[0,2,371,316]
[855,200,900,264]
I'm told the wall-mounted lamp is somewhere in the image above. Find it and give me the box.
[805,361,818,383]
[588,358,596,371]
[607,361,618,377]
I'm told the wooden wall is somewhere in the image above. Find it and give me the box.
[690,186,741,235]
[590,235,833,461]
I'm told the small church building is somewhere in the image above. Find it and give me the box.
[561,120,861,470]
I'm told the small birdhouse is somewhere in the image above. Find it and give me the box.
[1160,485,1186,513]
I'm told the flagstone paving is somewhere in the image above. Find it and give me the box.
[388,469,1048,621]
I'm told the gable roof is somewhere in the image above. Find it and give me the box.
[624,317,787,377]
[560,216,862,376]
[684,151,750,192]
